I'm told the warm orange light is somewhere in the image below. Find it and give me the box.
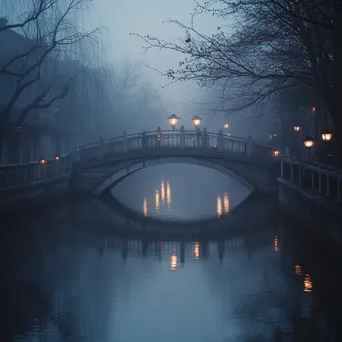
[192,115,201,128]
[223,192,229,213]
[274,236,279,251]
[166,181,171,210]
[217,196,222,218]
[167,114,180,128]
[304,274,313,292]
[321,132,332,141]
[155,190,160,214]
[304,137,315,148]
[194,242,200,260]
[295,265,302,276]
[273,150,280,157]
[39,158,47,165]
[55,155,60,161]
[143,197,148,217]
[170,250,177,270]
[224,123,229,128]
[161,180,165,204]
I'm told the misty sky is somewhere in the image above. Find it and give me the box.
[87,0,224,118]
[86,1,269,136]
[1,0,272,139]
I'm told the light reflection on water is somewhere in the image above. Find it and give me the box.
[4,224,332,342]
[3,197,341,342]
[111,163,250,221]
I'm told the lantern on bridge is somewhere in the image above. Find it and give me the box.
[321,131,332,142]
[191,115,201,128]
[273,150,280,157]
[304,136,315,148]
[167,114,180,130]
[39,157,47,165]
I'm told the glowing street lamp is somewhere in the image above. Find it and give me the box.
[167,114,180,130]
[321,131,333,142]
[293,125,302,132]
[39,157,47,165]
[191,115,201,128]
[273,150,280,157]
[224,123,229,129]
[304,136,315,148]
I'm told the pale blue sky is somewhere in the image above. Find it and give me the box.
[87,0,224,116]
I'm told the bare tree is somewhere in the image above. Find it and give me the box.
[0,0,101,160]
[132,0,342,152]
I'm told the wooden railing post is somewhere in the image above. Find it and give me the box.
[218,129,224,152]
[180,126,185,149]
[203,127,208,148]
[318,165,322,195]
[142,131,146,149]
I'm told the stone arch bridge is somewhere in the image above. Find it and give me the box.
[72,128,278,196]
[0,128,279,212]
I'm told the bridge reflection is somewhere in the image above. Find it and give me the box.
[72,233,245,264]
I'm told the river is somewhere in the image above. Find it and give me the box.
[2,163,341,342]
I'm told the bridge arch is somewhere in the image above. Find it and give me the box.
[93,156,256,197]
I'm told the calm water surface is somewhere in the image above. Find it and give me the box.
[2,164,342,342]
[111,163,251,220]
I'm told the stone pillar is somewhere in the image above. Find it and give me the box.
[142,131,146,149]
[280,158,284,178]
[122,131,127,152]
[218,129,224,152]
[180,125,185,149]
[246,135,253,157]
[202,127,208,148]
[98,136,104,159]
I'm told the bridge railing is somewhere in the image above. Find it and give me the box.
[0,128,274,190]
[280,157,342,205]
[0,153,71,190]
[73,129,250,168]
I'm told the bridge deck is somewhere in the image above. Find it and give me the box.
[74,150,279,195]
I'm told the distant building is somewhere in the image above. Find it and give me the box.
[0,17,71,164]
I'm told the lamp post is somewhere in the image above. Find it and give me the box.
[192,115,201,146]
[167,114,180,146]
[292,125,304,157]
[304,136,315,159]
[273,150,280,157]
[321,131,332,142]
[167,114,180,130]
[321,130,333,163]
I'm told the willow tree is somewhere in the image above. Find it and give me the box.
[0,0,101,161]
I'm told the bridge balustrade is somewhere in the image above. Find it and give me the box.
[0,153,71,190]
[0,128,273,190]
[280,157,342,206]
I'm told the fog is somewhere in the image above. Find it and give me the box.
[0,0,280,165]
